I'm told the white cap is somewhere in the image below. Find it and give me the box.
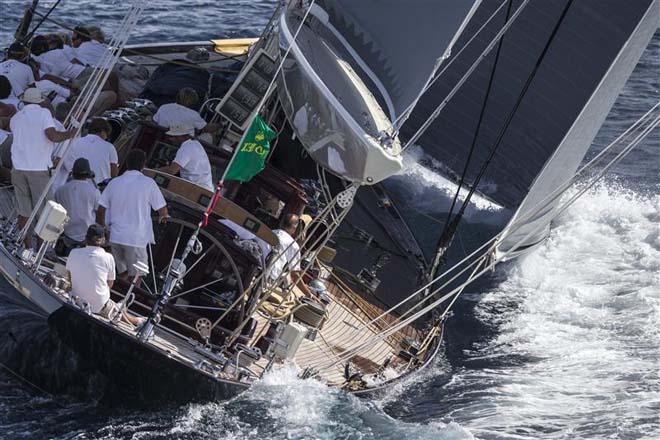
[21,88,44,104]
[165,123,195,136]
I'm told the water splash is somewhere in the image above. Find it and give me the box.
[443,184,660,439]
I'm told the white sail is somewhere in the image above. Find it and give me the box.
[277,0,481,184]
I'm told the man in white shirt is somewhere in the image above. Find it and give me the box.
[152,88,217,137]
[63,118,118,185]
[97,150,169,281]
[268,214,311,295]
[159,123,214,191]
[55,158,100,244]
[71,26,109,69]
[67,223,145,326]
[10,88,75,247]
[0,42,36,98]
[31,35,86,81]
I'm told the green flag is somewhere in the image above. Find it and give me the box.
[224,115,277,183]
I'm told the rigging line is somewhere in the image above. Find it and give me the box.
[393,0,510,129]
[429,0,575,273]
[429,0,514,282]
[326,103,660,351]
[24,0,63,43]
[398,0,532,143]
[0,359,62,405]
[324,110,660,370]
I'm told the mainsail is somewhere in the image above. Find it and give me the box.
[395,0,659,256]
[277,0,481,184]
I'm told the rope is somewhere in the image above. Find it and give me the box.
[0,359,62,405]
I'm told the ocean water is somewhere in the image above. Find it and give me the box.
[0,2,658,439]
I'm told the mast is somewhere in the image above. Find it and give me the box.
[14,0,39,43]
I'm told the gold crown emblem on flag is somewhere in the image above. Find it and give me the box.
[255,131,265,142]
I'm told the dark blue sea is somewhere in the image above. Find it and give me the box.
[0,2,658,439]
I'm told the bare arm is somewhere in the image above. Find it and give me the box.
[0,102,16,119]
[107,279,114,289]
[110,163,118,178]
[41,74,74,89]
[159,162,181,176]
[157,206,169,224]
[45,127,76,143]
[200,122,220,134]
[96,205,106,226]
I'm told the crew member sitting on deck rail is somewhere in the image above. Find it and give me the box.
[67,224,146,327]
[159,122,214,191]
[97,150,169,283]
[10,88,75,248]
[54,158,101,254]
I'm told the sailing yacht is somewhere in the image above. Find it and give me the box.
[0,0,657,402]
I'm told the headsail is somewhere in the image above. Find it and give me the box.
[395,0,659,256]
[277,0,481,184]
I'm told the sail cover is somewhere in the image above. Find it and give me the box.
[396,0,659,253]
[277,0,481,184]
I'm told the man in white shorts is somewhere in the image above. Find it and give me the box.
[159,123,214,191]
[67,223,145,326]
[97,149,169,282]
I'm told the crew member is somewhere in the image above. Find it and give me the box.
[54,158,101,248]
[63,117,118,185]
[69,26,118,113]
[97,150,169,281]
[31,34,86,81]
[10,88,75,247]
[152,88,218,138]
[71,26,109,69]
[0,42,36,98]
[269,213,311,295]
[159,123,214,191]
[67,223,146,326]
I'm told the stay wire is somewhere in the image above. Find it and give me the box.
[429,0,514,281]
[429,0,575,276]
